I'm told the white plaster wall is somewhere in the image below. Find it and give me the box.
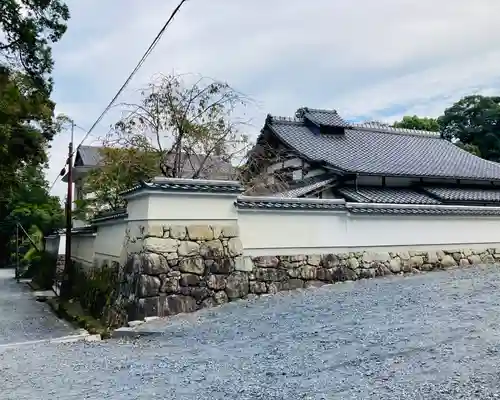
[129,191,238,224]
[239,207,500,256]
[45,234,66,256]
[45,235,60,256]
[71,234,96,266]
[93,221,127,261]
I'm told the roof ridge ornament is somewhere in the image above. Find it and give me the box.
[353,121,440,137]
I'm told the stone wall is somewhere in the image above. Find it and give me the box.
[122,223,500,321]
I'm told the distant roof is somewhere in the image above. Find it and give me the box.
[264,108,500,181]
[75,145,102,166]
[73,145,236,180]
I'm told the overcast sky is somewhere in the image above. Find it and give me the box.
[47,0,500,198]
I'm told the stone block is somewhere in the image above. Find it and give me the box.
[144,238,178,253]
[426,251,439,264]
[234,256,254,272]
[159,275,179,294]
[298,265,317,280]
[207,258,234,274]
[169,225,187,240]
[409,256,424,269]
[254,268,287,282]
[459,258,471,267]
[389,258,402,273]
[227,237,243,257]
[179,257,205,275]
[163,295,197,315]
[249,281,267,294]
[468,255,482,265]
[363,252,391,263]
[221,225,239,238]
[187,225,214,241]
[347,257,360,270]
[138,275,161,297]
[213,291,229,305]
[207,275,226,290]
[180,273,201,287]
[307,254,321,266]
[252,256,279,268]
[137,297,160,318]
[141,253,169,275]
[322,254,340,268]
[211,226,223,240]
[482,254,495,264]
[178,241,200,257]
[200,240,224,258]
[225,272,249,299]
[146,224,166,238]
[333,265,358,281]
[440,255,457,268]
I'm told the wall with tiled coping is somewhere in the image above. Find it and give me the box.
[48,178,500,323]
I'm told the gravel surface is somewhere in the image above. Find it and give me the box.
[0,269,75,345]
[4,265,500,399]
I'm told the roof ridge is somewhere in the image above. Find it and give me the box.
[352,121,441,138]
[266,114,303,125]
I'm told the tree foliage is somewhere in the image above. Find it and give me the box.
[0,0,69,265]
[75,146,159,218]
[393,115,440,132]
[113,73,250,178]
[79,74,251,216]
[438,95,500,161]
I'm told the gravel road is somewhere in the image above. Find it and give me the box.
[0,269,74,345]
[3,265,500,399]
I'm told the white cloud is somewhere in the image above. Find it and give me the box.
[47,0,500,198]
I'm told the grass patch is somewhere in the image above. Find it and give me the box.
[46,297,111,339]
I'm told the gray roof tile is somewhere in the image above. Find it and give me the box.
[277,174,336,198]
[296,107,351,128]
[338,186,441,204]
[423,187,500,203]
[75,146,236,180]
[77,145,103,166]
[266,110,500,181]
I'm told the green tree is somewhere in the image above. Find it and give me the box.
[0,0,69,265]
[438,95,500,161]
[78,74,250,217]
[393,115,440,132]
[75,146,160,218]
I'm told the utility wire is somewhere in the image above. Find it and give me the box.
[49,0,189,193]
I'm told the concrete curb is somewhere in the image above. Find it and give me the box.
[0,331,101,350]
[111,327,163,339]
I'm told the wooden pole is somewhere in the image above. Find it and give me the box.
[61,122,74,299]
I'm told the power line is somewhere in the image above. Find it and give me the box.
[49,0,189,193]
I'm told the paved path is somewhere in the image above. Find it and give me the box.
[3,265,500,399]
[0,269,75,345]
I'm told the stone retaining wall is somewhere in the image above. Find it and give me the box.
[122,223,500,321]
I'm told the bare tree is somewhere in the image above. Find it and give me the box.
[109,73,253,180]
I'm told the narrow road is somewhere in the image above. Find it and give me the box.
[3,265,500,399]
[0,269,75,345]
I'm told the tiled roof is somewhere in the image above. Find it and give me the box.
[337,186,441,204]
[277,174,336,198]
[265,109,500,181]
[346,203,500,216]
[423,187,500,203]
[77,145,103,166]
[91,208,128,223]
[75,146,236,180]
[121,177,243,197]
[236,196,346,211]
[236,196,500,215]
[296,107,351,128]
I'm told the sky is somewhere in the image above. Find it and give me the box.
[47,0,500,198]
